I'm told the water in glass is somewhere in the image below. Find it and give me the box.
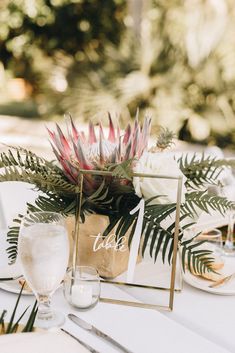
[19,212,69,329]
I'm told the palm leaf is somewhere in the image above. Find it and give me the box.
[97,194,215,275]
[182,191,234,217]
[107,159,134,181]
[80,180,114,221]
[180,236,216,274]
[0,145,57,171]
[0,148,77,195]
[178,153,223,190]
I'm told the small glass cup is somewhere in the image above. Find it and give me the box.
[63,266,100,310]
[195,228,223,257]
[224,210,235,256]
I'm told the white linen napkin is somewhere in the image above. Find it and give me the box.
[0,331,89,353]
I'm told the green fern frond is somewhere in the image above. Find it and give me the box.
[0,148,78,195]
[0,164,77,196]
[142,211,188,264]
[29,193,76,215]
[86,180,112,203]
[211,158,235,169]
[0,166,76,195]
[180,237,216,274]
[141,204,176,260]
[107,159,134,181]
[0,146,58,173]
[99,195,215,274]
[182,191,234,217]
[178,153,223,189]
[80,180,114,222]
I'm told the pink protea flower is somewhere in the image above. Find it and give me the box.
[48,114,151,193]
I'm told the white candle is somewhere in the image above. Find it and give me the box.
[72,284,93,308]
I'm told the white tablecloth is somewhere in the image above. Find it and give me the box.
[0,235,232,353]
[0,182,234,353]
[0,286,231,353]
[164,282,235,353]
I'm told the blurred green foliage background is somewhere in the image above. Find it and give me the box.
[1,0,235,149]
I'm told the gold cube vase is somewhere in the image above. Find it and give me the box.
[67,214,140,279]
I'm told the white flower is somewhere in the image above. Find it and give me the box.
[133,151,187,204]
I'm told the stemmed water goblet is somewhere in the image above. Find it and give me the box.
[18,211,69,329]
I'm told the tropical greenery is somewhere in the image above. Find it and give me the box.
[0,0,126,91]
[0,116,234,277]
[1,1,235,148]
[0,283,37,334]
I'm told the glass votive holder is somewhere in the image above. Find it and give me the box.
[63,266,100,310]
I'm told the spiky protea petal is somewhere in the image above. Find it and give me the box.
[123,124,131,145]
[124,138,132,160]
[56,124,71,156]
[142,116,151,144]
[48,127,70,159]
[73,140,93,170]
[47,127,55,141]
[69,114,79,142]
[99,122,104,140]
[89,122,97,144]
[99,129,104,166]
[131,125,140,158]
[133,113,139,136]
[80,131,86,143]
[59,157,78,184]
[118,136,122,162]
[117,124,120,140]
[108,113,116,142]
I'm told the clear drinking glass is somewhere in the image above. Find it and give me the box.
[63,266,100,310]
[207,184,235,256]
[18,211,69,329]
[224,210,235,256]
[195,228,223,257]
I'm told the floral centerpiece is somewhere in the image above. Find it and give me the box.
[0,113,234,278]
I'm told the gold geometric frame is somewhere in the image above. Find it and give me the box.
[72,169,183,311]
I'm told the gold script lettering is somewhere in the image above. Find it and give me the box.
[90,233,128,252]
